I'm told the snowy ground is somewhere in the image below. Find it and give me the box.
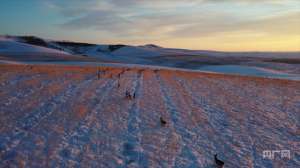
[0,64,299,167]
[197,65,300,81]
[1,60,299,81]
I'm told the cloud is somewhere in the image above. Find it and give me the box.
[45,0,300,40]
[169,11,300,38]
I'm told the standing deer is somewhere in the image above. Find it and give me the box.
[160,117,167,126]
[214,154,224,168]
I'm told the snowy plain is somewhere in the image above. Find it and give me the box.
[0,64,299,167]
[0,35,299,167]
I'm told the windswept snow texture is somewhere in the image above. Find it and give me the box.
[0,64,299,167]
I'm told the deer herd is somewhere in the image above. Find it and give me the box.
[96,69,225,167]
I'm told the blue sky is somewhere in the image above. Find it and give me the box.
[0,0,299,51]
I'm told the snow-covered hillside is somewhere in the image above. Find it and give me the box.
[0,36,69,55]
[2,35,299,61]
[0,35,299,80]
[0,36,102,62]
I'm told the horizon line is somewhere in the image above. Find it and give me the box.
[2,34,300,53]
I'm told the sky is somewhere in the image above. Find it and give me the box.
[0,0,299,51]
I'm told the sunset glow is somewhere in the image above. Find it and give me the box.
[0,0,299,51]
